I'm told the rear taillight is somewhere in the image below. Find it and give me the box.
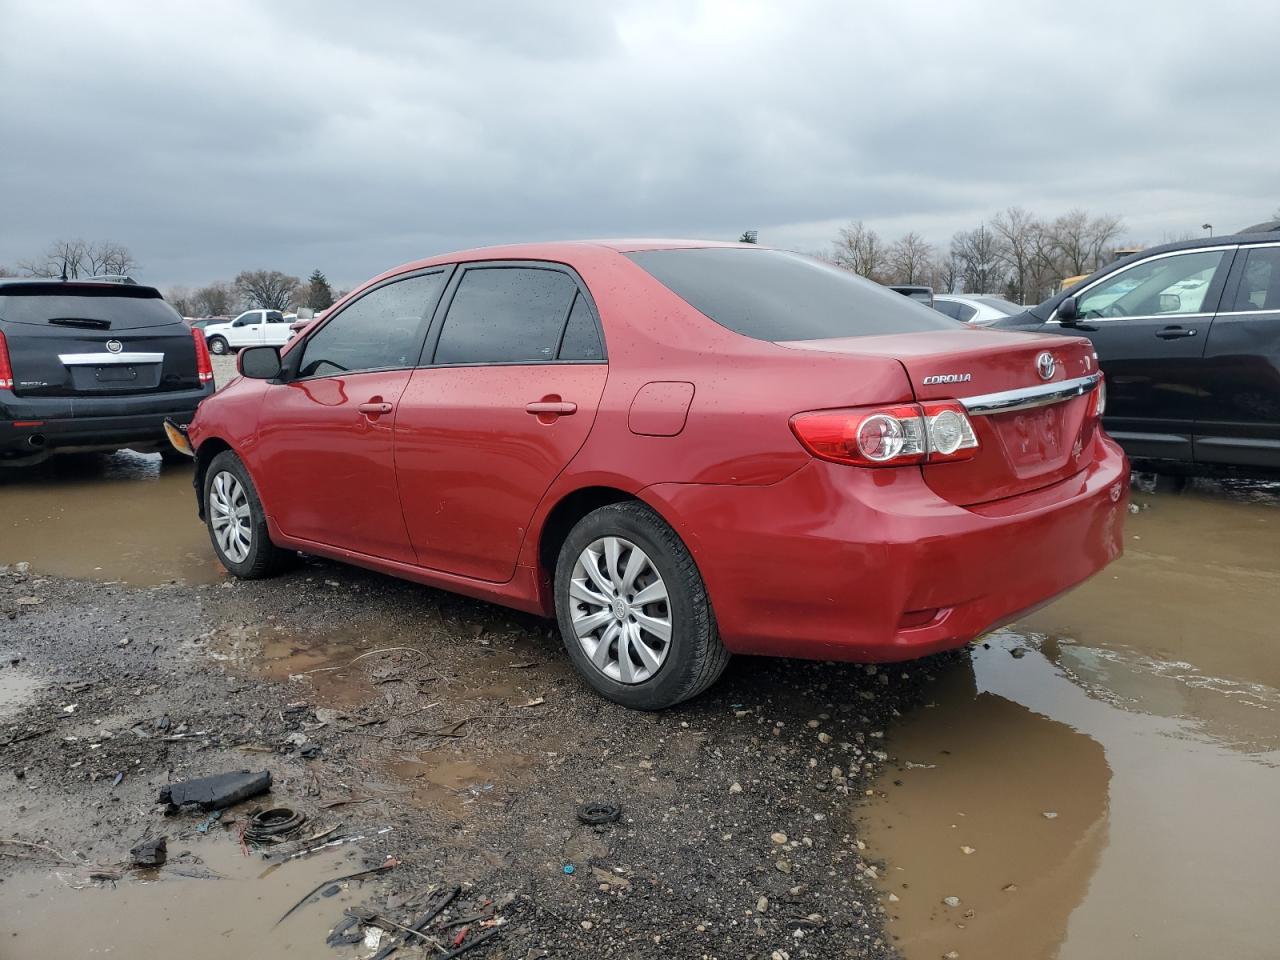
[791,401,979,467]
[1090,376,1106,418]
[193,328,214,384]
[0,331,13,390]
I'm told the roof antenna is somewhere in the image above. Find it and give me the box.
[60,264,68,281]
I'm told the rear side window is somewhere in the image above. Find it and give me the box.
[558,293,604,360]
[626,248,956,341]
[434,267,579,364]
[299,272,443,378]
[1232,247,1280,311]
[933,300,965,320]
[0,285,182,330]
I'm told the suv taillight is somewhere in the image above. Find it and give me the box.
[0,331,13,390]
[791,401,979,467]
[193,328,214,384]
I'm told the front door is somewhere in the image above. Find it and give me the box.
[1059,247,1232,460]
[395,263,608,582]
[252,271,448,562]
[1197,244,1280,468]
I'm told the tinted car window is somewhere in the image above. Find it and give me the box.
[1076,250,1225,319]
[1233,247,1280,311]
[299,273,442,378]
[434,267,578,364]
[933,300,965,320]
[954,303,978,322]
[558,293,604,360]
[626,248,955,341]
[0,285,182,330]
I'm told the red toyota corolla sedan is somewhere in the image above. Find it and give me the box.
[181,241,1128,709]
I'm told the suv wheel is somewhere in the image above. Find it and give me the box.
[204,450,285,579]
[555,502,729,710]
[206,336,229,355]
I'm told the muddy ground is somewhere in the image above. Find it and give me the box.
[2,383,1279,959]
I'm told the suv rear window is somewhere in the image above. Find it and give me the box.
[626,248,956,341]
[0,284,183,330]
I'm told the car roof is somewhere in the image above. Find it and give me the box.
[0,278,162,296]
[1117,231,1280,260]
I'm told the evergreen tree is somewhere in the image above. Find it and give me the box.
[306,269,334,310]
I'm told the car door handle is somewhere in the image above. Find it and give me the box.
[525,400,577,416]
[358,401,394,415]
[1156,326,1197,339]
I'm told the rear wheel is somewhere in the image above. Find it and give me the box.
[204,450,285,578]
[555,501,729,710]
[206,336,229,355]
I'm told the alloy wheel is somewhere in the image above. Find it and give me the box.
[209,470,252,563]
[569,536,672,684]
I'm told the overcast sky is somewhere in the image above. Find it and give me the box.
[2,0,1277,289]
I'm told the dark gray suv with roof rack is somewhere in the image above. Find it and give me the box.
[0,279,215,466]
[991,232,1280,475]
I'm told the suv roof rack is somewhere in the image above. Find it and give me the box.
[83,274,139,285]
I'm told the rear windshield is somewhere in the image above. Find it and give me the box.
[626,248,956,341]
[0,284,182,330]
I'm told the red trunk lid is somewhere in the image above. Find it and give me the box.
[781,328,1101,505]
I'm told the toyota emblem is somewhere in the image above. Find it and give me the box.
[1035,351,1056,381]
[106,339,124,354]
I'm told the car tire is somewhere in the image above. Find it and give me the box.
[207,336,229,355]
[203,450,286,579]
[554,501,729,710]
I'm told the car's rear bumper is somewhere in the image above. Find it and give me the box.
[642,436,1130,662]
[0,385,213,458]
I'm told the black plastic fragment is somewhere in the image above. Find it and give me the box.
[129,835,167,867]
[158,770,271,812]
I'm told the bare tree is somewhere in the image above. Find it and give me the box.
[19,238,88,278]
[888,232,933,284]
[193,281,237,317]
[166,286,197,316]
[952,224,1008,294]
[85,241,139,277]
[831,220,890,282]
[0,264,15,278]
[235,270,301,311]
[930,253,960,294]
[991,207,1042,304]
[1047,210,1124,276]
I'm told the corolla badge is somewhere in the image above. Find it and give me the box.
[106,339,124,354]
[922,373,971,385]
[1035,351,1056,380]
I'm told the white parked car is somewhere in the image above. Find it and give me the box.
[201,309,292,355]
[932,294,1024,326]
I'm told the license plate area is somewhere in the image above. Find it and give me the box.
[95,365,138,383]
[991,402,1081,476]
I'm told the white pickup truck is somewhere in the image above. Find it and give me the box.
[200,309,292,355]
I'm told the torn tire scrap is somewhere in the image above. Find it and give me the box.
[244,807,307,842]
[159,770,271,812]
[575,801,621,825]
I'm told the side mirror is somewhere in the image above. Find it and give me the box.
[1057,296,1079,324]
[238,345,282,380]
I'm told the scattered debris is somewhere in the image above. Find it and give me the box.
[128,835,167,868]
[275,857,400,927]
[244,807,307,843]
[159,770,272,813]
[1042,811,1059,820]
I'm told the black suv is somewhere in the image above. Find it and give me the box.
[0,279,215,466]
[992,233,1280,474]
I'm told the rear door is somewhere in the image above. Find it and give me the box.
[1196,243,1280,468]
[1055,247,1233,460]
[395,262,608,582]
[0,284,201,398]
[264,311,291,346]
[253,271,448,562]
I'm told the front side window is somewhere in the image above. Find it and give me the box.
[1232,247,1280,311]
[433,267,578,365]
[1076,250,1225,319]
[298,272,443,378]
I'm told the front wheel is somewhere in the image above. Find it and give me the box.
[204,450,286,578]
[555,501,729,710]
[206,336,229,355]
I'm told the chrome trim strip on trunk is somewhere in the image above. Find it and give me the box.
[58,352,165,365]
[959,373,1101,416]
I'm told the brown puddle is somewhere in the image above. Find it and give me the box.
[865,479,1280,960]
[0,450,224,585]
[0,839,379,959]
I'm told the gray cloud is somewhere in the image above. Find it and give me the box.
[2,0,1276,289]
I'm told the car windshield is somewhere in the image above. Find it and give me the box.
[626,248,955,341]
